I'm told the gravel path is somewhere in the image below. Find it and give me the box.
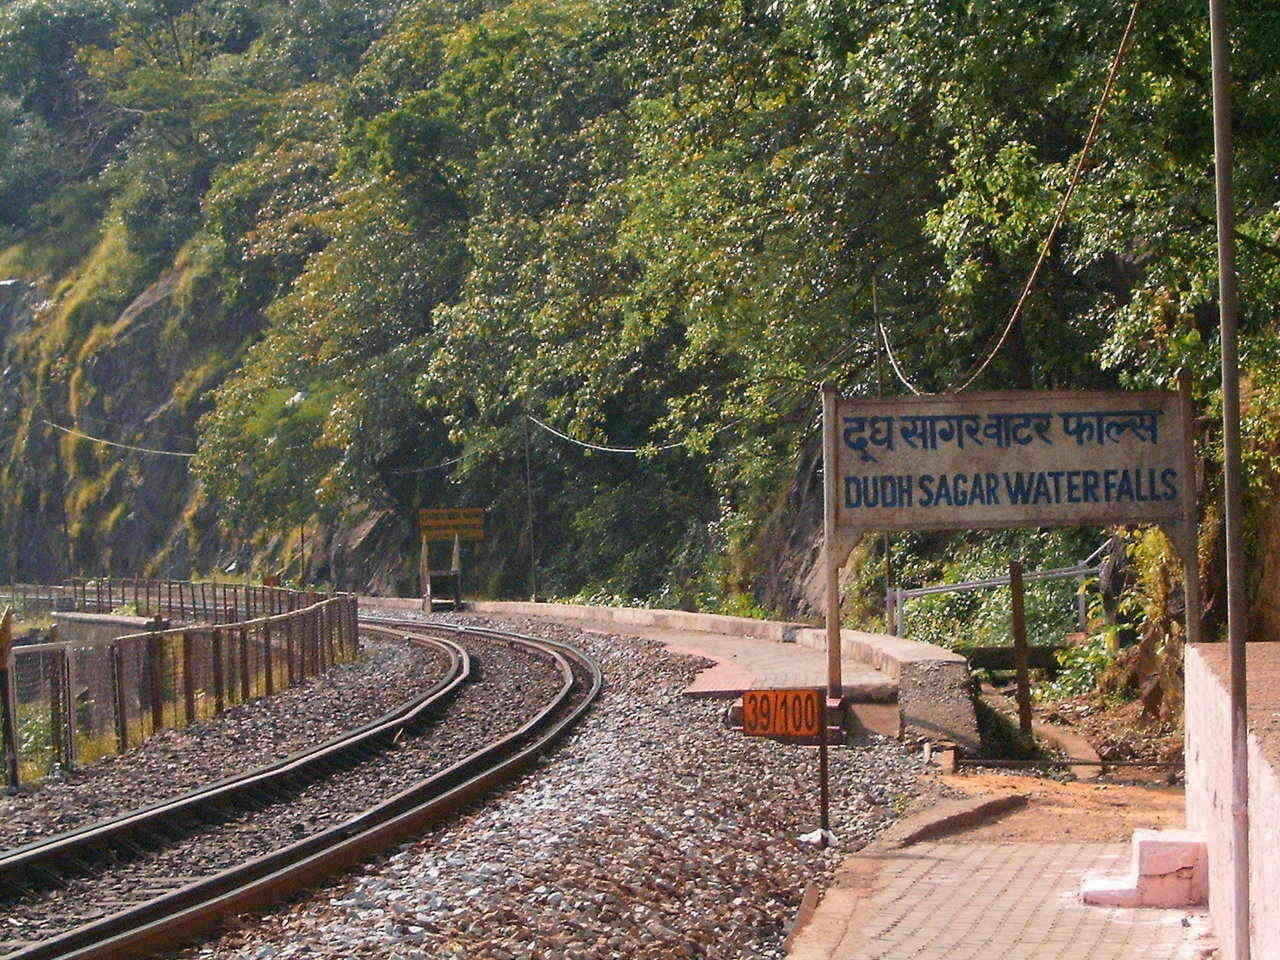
[1,635,564,946]
[0,637,448,851]
[176,613,935,960]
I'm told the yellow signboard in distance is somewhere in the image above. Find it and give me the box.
[419,508,485,542]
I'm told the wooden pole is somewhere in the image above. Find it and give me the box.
[49,647,65,769]
[111,641,128,751]
[821,384,843,700]
[239,625,250,701]
[262,621,274,696]
[0,609,19,789]
[1010,560,1033,736]
[212,627,224,714]
[1178,370,1203,647]
[285,616,296,685]
[147,632,164,735]
[60,643,74,770]
[181,631,196,724]
[420,537,430,612]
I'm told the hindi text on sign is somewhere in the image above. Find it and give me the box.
[833,391,1191,532]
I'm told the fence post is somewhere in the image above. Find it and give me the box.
[147,630,164,736]
[348,598,357,657]
[239,624,250,701]
[181,631,196,725]
[300,609,311,679]
[284,616,296,686]
[60,643,75,770]
[48,646,65,771]
[311,608,322,672]
[111,640,129,752]
[1010,560,1033,736]
[1,609,19,790]
[212,627,224,713]
[325,604,336,667]
[262,620,274,696]
[1075,575,1089,632]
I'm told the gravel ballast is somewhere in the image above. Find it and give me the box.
[178,613,934,960]
[0,636,448,850]
[1,634,565,947]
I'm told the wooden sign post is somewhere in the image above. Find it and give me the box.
[419,509,485,611]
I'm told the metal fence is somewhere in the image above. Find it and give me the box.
[0,584,70,616]
[884,543,1109,638]
[2,580,359,787]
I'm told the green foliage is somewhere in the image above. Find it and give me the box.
[5,0,1280,635]
[1039,636,1114,701]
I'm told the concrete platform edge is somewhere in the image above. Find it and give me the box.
[362,596,980,751]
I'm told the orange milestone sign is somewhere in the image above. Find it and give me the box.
[741,688,823,739]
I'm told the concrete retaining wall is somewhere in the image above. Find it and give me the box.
[365,596,979,752]
[793,627,977,750]
[51,612,153,647]
[467,600,811,644]
[1186,643,1280,960]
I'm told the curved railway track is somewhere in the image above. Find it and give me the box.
[0,618,602,960]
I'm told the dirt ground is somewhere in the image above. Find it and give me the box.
[1041,695,1184,763]
[938,771,1186,843]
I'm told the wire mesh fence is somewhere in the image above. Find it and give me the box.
[2,581,359,787]
[0,584,71,617]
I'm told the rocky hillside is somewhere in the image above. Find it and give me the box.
[2,0,1279,666]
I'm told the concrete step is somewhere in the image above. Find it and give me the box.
[1081,829,1207,908]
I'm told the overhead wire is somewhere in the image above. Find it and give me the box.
[886,0,1144,395]
[877,320,923,396]
[525,414,688,454]
[386,455,465,475]
[42,420,196,458]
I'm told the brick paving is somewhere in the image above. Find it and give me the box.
[807,842,1210,960]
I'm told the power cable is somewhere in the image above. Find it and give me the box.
[949,0,1143,392]
[878,320,923,396]
[526,413,691,454]
[887,0,1144,395]
[42,420,195,458]
[386,455,465,475]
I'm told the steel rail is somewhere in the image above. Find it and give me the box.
[3,619,601,960]
[0,626,469,887]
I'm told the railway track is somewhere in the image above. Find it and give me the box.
[0,618,602,960]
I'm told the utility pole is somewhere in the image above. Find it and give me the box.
[523,415,538,601]
[1207,0,1250,954]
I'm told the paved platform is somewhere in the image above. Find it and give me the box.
[790,841,1211,960]
[524,617,897,702]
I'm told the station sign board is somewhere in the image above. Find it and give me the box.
[741,688,824,739]
[834,390,1192,532]
[419,508,485,542]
